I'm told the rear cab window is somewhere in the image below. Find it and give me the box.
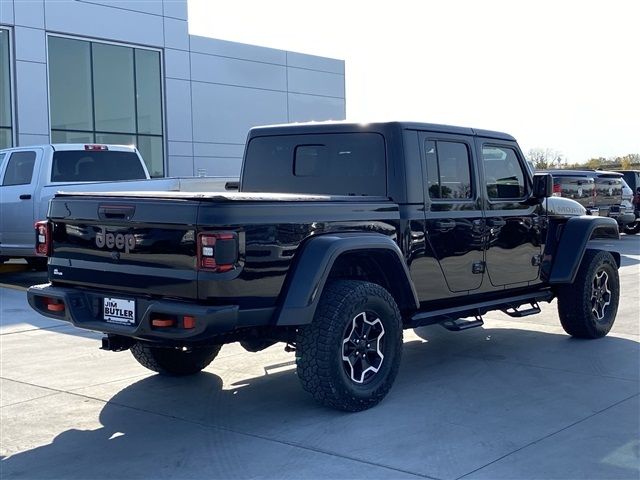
[51,150,147,182]
[241,133,387,196]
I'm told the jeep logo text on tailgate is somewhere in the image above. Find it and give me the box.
[96,227,135,253]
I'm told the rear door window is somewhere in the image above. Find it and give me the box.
[51,150,146,182]
[2,151,36,186]
[424,140,473,200]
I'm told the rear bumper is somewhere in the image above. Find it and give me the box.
[27,283,241,343]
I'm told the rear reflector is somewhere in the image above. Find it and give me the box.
[151,318,175,328]
[44,297,65,313]
[183,316,196,329]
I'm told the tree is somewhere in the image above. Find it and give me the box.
[527,148,564,169]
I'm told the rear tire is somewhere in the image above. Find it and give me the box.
[296,280,403,412]
[557,250,619,338]
[130,343,221,376]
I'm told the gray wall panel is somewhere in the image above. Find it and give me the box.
[287,51,345,75]
[163,17,188,50]
[190,35,286,65]
[15,60,49,135]
[79,0,163,16]
[194,156,242,177]
[167,154,194,177]
[190,52,286,91]
[13,0,43,28]
[45,1,164,47]
[165,47,190,80]
[162,0,187,20]
[165,78,193,142]
[191,82,288,144]
[288,93,345,123]
[0,0,14,25]
[193,142,244,158]
[14,26,45,63]
[288,67,344,98]
[167,140,192,157]
[18,133,49,146]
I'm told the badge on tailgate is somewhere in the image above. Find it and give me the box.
[103,297,135,325]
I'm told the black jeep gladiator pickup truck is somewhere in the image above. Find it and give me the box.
[28,122,621,411]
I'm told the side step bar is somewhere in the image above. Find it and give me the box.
[409,290,554,329]
[440,316,484,332]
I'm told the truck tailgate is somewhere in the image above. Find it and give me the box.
[48,196,199,299]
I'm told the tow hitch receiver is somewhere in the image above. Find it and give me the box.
[101,335,135,352]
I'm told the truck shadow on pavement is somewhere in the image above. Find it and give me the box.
[2,326,639,479]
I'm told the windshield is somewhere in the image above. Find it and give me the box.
[51,150,147,182]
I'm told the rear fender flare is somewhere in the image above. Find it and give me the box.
[548,216,620,284]
[276,233,419,326]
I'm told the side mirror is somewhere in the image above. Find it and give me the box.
[532,173,553,199]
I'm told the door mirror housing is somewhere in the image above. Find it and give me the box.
[532,173,553,200]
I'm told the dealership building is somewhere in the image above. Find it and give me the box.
[0,0,345,176]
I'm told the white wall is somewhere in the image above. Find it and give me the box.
[0,0,346,176]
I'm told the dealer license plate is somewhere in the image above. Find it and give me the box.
[103,297,136,325]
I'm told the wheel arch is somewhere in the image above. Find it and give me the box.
[275,233,419,326]
[548,216,620,284]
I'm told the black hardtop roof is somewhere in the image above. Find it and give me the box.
[248,121,516,142]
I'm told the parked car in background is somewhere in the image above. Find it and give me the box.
[0,144,237,266]
[615,169,640,193]
[615,170,640,234]
[545,169,635,231]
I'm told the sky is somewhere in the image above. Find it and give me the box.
[187,0,640,164]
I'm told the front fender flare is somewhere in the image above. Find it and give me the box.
[276,233,419,326]
[548,216,620,284]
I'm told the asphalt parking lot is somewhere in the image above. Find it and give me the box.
[1,236,639,479]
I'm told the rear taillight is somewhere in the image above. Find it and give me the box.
[34,220,51,256]
[85,144,108,151]
[552,183,562,197]
[197,232,238,272]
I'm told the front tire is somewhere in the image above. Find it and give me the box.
[130,343,221,376]
[296,280,403,412]
[557,250,619,338]
[623,222,640,235]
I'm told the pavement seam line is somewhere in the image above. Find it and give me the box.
[0,324,72,336]
[454,392,640,480]
[13,386,439,480]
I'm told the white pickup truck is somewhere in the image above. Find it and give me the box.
[0,143,237,266]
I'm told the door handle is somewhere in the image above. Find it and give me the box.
[19,194,32,200]
[434,219,456,231]
[487,218,506,227]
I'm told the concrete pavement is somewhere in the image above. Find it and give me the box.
[1,236,639,479]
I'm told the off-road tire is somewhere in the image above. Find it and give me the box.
[296,280,403,412]
[557,249,619,338]
[130,343,221,376]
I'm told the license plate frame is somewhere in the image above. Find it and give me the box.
[103,297,136,325]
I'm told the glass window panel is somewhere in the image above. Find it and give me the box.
[424,140,441,198]
[437,142,472,199]
[0,29,10,129]
[93,43,135,133]
[95,132,135,146]
[48,37,93,131]
[2,151,36,186]
[483,146,526,199]
[135,49,162,135]
[0,128,11,149]
[51,130,95,144]
[137,135,164,177]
